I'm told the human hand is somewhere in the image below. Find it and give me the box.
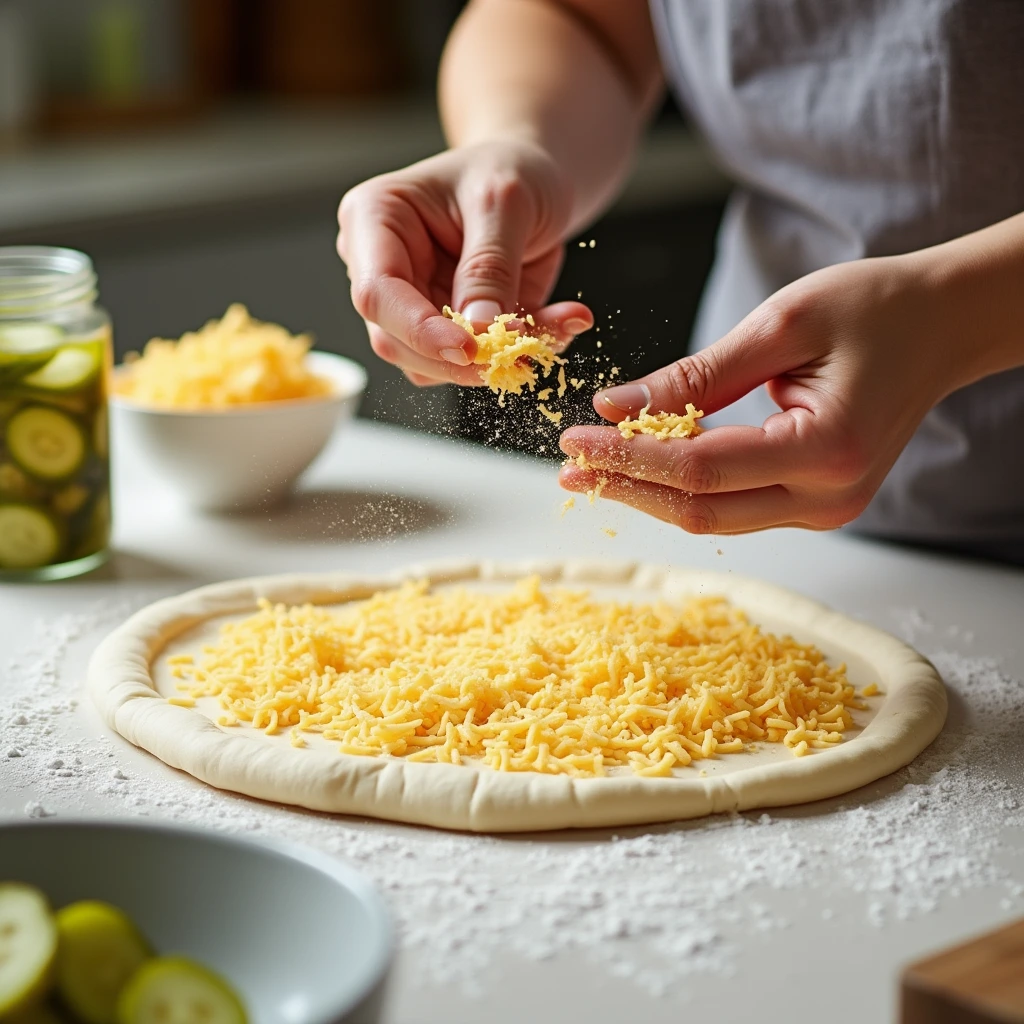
[337,139,593,387]
[559,254,963,534]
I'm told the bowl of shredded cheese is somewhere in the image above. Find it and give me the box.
[111,305,367,511]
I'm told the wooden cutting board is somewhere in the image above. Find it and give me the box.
[901,917,1024,1023]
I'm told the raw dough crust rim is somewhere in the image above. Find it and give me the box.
[87,560,947,833]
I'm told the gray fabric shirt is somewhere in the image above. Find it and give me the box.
[650,0,1024,560]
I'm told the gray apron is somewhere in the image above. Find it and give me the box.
[650,0,1024,561]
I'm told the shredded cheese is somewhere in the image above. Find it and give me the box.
[114,304,331,409]
[587,476,608,504]
[538,403,563,425]
[618,404,705,440]
[177,577,868,778]
[443,306,560,398]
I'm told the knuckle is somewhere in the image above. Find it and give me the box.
[755,292,811,340]
[458,247,516,291]
[814,491,869,529]
[825,437,871,487]
[665,352,719,409]
[406,316,437,357]
[337,180,372,227]
[349,276,379,321]
[676,501,717,535]
[472,171,529,215]
[667,449,720,493]
[369,334,397,363]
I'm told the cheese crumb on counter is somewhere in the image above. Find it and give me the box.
[113,304,332,408]
[444,306,560,398]
[178,576,869,778]
[618,404,705,440]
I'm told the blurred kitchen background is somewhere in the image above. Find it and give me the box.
[0,0,730,455]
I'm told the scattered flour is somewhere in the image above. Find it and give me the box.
[1,601,1022,998]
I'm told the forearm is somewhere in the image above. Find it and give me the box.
[916,210,1024,391]
[439,0,663,231]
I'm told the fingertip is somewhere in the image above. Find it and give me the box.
[558,427,586,455]
[461,299,503,328]
[593,383,650,421]
[558,464,594,492]
[536,301,594,342]
[592,391,627,423]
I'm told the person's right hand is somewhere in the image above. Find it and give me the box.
[337,140,594,387]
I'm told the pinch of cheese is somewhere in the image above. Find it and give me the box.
[180,577,862,778]
[618,404,704,440]
[114,304,331,409]
[443,306,559,397]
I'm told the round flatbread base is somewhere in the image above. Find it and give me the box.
[88,560,947,833]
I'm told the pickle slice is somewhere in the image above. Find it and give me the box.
[0,326,62,373]
[0,324,63,355]
[7,407,87,482]
[0,883,58,1020]
[0,464,46,503]
[0,504,63,569]
[116,958,246,1024]
[23,346,101,394]
[55,902,150,1024]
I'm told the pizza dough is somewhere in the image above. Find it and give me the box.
[87,561,947,833]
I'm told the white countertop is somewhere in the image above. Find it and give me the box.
[2,419,1023,1023]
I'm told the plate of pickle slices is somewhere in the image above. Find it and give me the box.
[0,323,110,574]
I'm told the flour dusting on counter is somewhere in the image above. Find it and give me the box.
[1,603,1022,997]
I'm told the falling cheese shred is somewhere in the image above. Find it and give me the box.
[177,577,868,778]
[618,404,705,440]
[443,306,561,399]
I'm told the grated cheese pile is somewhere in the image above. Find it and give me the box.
[618,404,704,440]
[177,577,865,778]
[113,304,332,408]
[443,306,560,400]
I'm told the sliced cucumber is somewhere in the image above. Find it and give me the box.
[0,464,46,503]
[51,484,90,518]
[0,327,63,385]
[55,902,151,1024]
[0,883,58,1021]
[116,958,246,1024]
[23,346,101,394]
[0,324,63,355]
[0,504,63,569]
[7,407,86,482]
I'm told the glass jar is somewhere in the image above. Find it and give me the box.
[0,247,112,580]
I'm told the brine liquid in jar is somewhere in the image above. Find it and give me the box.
[0,247,112,580]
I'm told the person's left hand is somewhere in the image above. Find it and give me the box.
[559,252,963,534]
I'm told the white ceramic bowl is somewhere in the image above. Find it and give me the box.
[110,352,367,512]
[0,819,393,1024]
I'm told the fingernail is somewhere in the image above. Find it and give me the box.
[598,383,650,412]
[461,299,503,325]
[564,317,590,335]
[441,347,471,366]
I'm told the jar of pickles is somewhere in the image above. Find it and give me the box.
[0,247,111,580]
